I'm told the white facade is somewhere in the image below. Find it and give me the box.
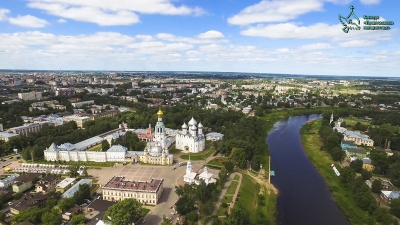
[175,117,205,153]
[44,143,127,162]
[183,158,216,185]
[18,92,42,101]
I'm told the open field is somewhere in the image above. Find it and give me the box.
[344,117,370,127]
[236,173,259,217]
[301,119,373,224]
[206,157,225,168]
[226,180,238,195]
[180,145,215,161]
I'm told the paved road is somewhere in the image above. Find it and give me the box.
[0,155,21,174]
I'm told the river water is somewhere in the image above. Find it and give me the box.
[268,115,351,225]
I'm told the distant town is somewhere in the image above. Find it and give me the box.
[0,71,400,225]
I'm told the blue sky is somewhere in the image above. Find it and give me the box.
[0,0,399,76]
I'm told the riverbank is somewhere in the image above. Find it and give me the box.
[300,119,374,225]
[244,108,330,224]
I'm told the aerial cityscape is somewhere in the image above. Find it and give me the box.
[0,0,399,225]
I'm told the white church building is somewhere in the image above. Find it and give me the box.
[175,117,205,153]
[183,158,216,185]
[44,110,173,165]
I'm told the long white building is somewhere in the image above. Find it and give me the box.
[175,117,205,153]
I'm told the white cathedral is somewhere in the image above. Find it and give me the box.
[175,117,205,153]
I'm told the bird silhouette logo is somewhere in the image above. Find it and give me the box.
[338,5,361,33]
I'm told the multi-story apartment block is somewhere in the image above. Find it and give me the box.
[18,92,42,101]
[71,100,95,108]
[7,122,49,136]
[102,176,164,205]
[64,115,91,128]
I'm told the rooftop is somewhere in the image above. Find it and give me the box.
[74,136,103,151]
[346,148,367,154]
[0,132,19,138]
[13,173,41,186]
[56,178,76,189]
[61,179,92,199]
[107,145,127,152]
[11,193,47,212]
[102,176,163,192]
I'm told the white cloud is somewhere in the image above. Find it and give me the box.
[8,15,49,28]
[156,30,227,44]
[135,35,154,42]
[0,31,399,76]
[298,43,334,51]
[240,21,395,42]
[360,0,381,5]
[27,0,205,26]
[338,40,377,48]
[227,0,323,26]
[0,8,10,21]
[57,18,66,23]
[197,30,225,39]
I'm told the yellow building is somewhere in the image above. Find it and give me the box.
[12,173,42,193]
[102,176,164,205]
[362,158,375,171]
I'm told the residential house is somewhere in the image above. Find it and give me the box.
[341,140,357,150]
[0,190,14,202]
[35,175,59,193]
[380,191,400,204]
[56,178,76,193]
[345,148,368,159]
[62,205,82,221]
[10,193,48,214]
[361,158,374,171]
[12,173,42,193]
[84,199,116,225]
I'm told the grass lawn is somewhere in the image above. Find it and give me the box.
[207,157,225,168]
[233,174,240,181]
[344,118,370,127]
[180,145,215,161]
[301,119,374,225]
[236,173,259,217]
[226,181,239,195]
[87,144,103,152]
[168,147,181,154]
[141,208,150,217]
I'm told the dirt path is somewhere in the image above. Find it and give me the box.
[245,170,278,195]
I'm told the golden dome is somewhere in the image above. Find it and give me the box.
[157,108,163,117]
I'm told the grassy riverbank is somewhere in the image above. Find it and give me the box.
[229,107,330,225]
[301,119,374,224]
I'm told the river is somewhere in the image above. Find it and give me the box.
[268,114,351,225]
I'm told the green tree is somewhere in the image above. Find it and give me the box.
[73,184,91,205]
[229,148,247,169]
[350,159,364,173]
[103,199,143,225]
[12,206,43,224]
[102,140,110,151]
[186,211,199,222]
[223,206,250,225]
[69,164,80,178]
[390,162,400,187]
[340,167,356,184]
[57,198,75,212]
[70,214,86,225]
[41,210,62,225]
[361,169,372,180]
[224,160,234,173]
[390,199,400,218]
[372,179,382,194]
